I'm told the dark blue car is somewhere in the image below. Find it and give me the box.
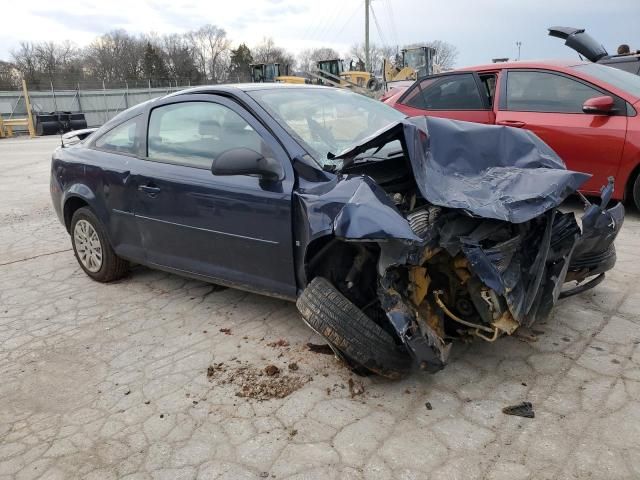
[51,84,623,378]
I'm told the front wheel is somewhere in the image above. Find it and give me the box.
[297,277,412,379]
[70,207,128,282]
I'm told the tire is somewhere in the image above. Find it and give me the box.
[367,77,380,91]
[297,277,412,379]
[633,174,640,212]
[70,207,128,282]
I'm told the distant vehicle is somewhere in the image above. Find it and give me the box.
[51,84,623,377]
[384,60,640,209]
[383,46,436,86]
[549,27,640,75]
[315,59,378,91]
[249,63,306,84]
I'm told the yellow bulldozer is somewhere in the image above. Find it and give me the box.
[314,59,380,91]
[249,63,307,84]
[383,46,436,86]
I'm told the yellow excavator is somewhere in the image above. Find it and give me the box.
[249,63,307,84]
[383,46,436,85]
[313,59,379,91]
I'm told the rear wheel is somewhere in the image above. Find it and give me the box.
[297,277,412,379]
[70,207,128,282]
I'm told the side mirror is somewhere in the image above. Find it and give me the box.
[211,148,283,181]
[583,95,615,115]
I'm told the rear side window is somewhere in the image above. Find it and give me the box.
[506,71,602,113]
[147,101,266,169]
[402,73,485,110]
[94,116,140,155]
[609,61,640,75]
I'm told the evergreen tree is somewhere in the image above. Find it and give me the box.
[228,44,253,83]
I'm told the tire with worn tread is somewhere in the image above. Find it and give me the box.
[70,207,128,282]
[297,277,412,379]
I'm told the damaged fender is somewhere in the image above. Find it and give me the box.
[297,116,624,373]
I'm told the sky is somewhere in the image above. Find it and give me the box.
[1,0,639,68]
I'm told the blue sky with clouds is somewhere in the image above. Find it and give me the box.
[1,0,638,67]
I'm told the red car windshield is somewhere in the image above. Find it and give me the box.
[573,63,640,98]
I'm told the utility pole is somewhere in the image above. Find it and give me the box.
[516,41,522,61]
[365,0,370,72]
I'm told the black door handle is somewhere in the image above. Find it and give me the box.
[139,185,161,196]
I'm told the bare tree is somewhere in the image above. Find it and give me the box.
[297,47,340,73]
[85,30,144,82]
[161,33,201,83]
[427,40,458,70]
[11,40,82,88]
[186,25,231,83]
[253,38,295,71]
[0,60,18,89]
[33,40,81,82]
[349,43,396,74]
[11,42,39,85]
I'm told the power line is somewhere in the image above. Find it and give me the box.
[335,2,363,38]
[370,3,389,46]
[385,0,399,47]
[304,1,348,45]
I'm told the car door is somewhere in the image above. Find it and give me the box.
[132,94,296,298]
[393,72,495,123]
[495,69,627,193]
[88,114,145,261]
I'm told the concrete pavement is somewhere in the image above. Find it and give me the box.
[1,136,639,479]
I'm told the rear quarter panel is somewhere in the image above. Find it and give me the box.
[52,145,141,256]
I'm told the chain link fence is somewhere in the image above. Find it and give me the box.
[0,78,212,134]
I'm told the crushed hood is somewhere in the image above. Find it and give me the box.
[334,116,590,223]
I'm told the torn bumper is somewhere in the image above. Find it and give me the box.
[375,183,624,372]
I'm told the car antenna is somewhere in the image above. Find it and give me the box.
[58,119,65,148]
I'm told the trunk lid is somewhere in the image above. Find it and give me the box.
[548,26,609,62]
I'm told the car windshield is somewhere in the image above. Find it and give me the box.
[248,87,406,165]
[573,63,640,98]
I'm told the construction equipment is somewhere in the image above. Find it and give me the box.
[0,79,35,138]
[249,63,307,84]
[383,46,436,86]
[313,59,379,92]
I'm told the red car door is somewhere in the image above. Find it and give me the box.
[393,72,495,124]
[495,69,627,194]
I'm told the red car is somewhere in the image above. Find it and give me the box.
[383,60,640,208]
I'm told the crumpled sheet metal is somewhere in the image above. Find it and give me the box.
[335,116,591,224]
[295,175,420,243]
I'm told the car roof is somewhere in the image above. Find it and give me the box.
[456,59,590,72]
[173,83,330,94]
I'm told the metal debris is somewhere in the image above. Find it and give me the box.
[502,401,535,418]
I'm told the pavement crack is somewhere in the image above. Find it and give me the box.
[0,248,72,267]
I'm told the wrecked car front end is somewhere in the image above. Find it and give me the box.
[296,116,624,375]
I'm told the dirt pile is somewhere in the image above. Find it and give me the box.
[207,361,309,400]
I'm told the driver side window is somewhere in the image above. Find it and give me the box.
[402,74,486,110]
[147,101,270,169]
